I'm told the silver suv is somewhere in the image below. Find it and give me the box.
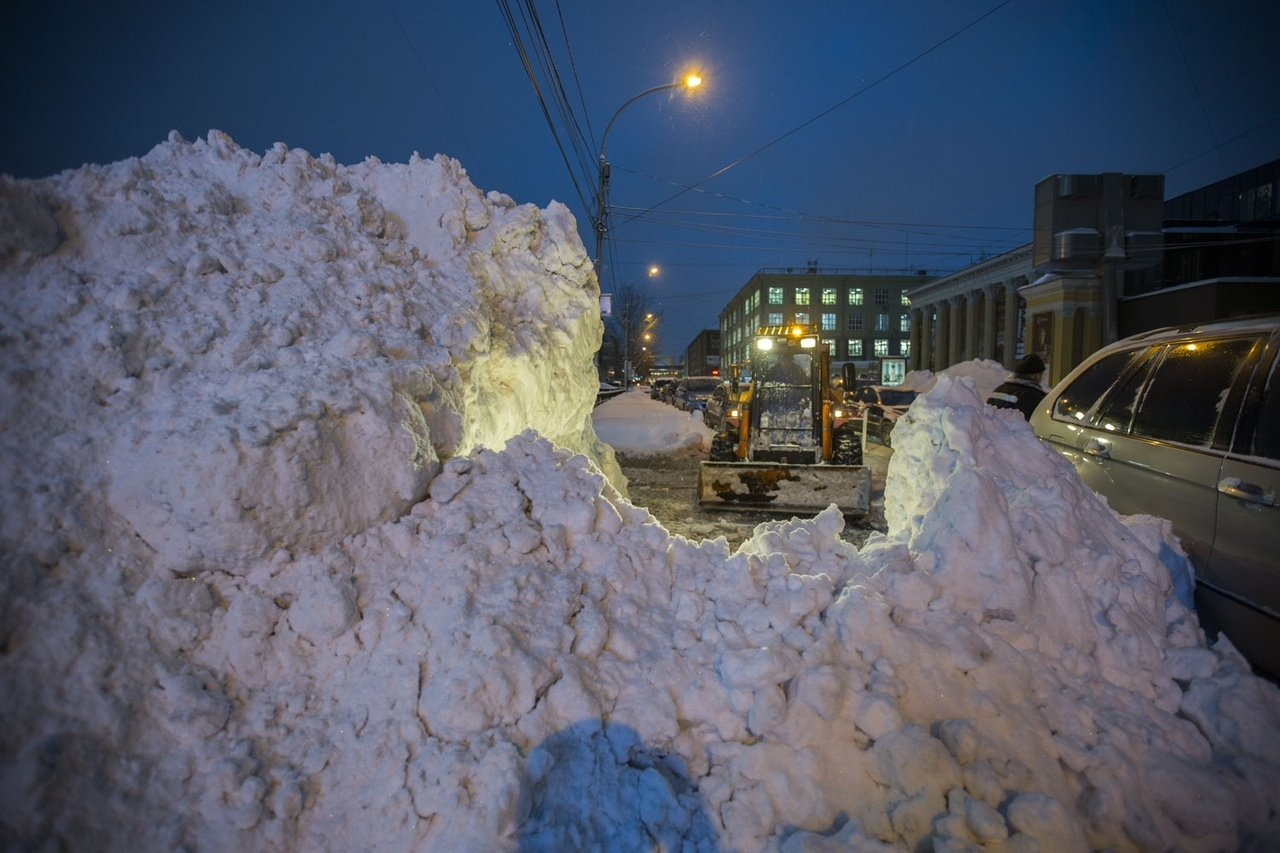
[1029,317,1279,678]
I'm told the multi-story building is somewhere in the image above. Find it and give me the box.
[685,329,721,377]
[906,159,1280,386]
[719,267,934,373]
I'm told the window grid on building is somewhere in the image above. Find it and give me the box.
[847,339,863,358]
[874,289,889,307]
[875,313,890,331]
[821,312,836,331]
[848,315,864,331]
[874,339,889,356]
[795,311,810,325]
[795,288,810,305]
[768,287,784,305]
[767,312,783,326]
[900,313,911,333]
[821,288,837,305]
[848,288,863,306]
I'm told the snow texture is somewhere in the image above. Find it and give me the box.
[2,132,1279,852]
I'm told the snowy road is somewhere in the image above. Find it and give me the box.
[595,390,893,549]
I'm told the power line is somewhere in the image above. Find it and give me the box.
[384,0,492,189]
[613,0,1017,230]
[1162,0,1227,178]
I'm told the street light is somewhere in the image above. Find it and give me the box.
[594,74,702,279]
[622,268,660,386]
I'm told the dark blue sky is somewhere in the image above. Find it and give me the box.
[4,0,1278,353]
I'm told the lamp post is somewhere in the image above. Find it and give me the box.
[594,74,702,280]
[622,266,659,386]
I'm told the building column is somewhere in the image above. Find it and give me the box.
[917,306,932,372]
[947,296,963,367]
[934,300,949,371]
[1003,280,1022,368]
[982,284,999,361]
[963,291,980,362]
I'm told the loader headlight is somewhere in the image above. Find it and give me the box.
[756,338,774,350]
[799,337,817,348]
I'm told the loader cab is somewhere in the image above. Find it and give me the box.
[697,323,870,515]
[745,325,827,464]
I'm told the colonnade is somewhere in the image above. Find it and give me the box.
[905,245,1035,374]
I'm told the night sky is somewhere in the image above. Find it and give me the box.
[4,0,1278,353]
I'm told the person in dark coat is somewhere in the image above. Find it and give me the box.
[986,354,1047,420]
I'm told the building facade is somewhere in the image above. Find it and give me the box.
[719,268,932,374]
[904,246,1035,376]
[685,329,721,377]
[905,160,1280,387]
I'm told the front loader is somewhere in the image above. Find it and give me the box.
[697,325,871,516]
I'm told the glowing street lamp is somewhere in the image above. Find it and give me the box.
[594,74,703,279]
[622,267,660,386]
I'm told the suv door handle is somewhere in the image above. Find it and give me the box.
[1218,479,1277,508]
[1084,438,1110,460]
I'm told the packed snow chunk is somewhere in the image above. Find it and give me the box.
[0,130,617,572]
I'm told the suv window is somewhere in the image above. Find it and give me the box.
[1052,350,1140,422]
[1129,338,1257,447]
[1240,350,1279,461]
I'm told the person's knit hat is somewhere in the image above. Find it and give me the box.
[1014,353,1045,375]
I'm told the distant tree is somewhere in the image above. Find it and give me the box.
[602,278,659,384]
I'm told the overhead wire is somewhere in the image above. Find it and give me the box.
[496,0,595,216]
[1162,0,1227,178]
[611,0,1017,231]
[383,0,493,189]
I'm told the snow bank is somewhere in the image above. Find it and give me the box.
[592,388,714,453]
[2,134,1279,852]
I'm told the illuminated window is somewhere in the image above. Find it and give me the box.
[900,339,911,357]
[848,288,863,306]
[900,313,911,333]
[795,312,810,324]
[821,288,837,305]
[875,313,890,331]
[821,312,836,331]
[768,287,784,305]
[901,293,912,307]
[795,288,810,305]
[874,339,889,356]
[847,339,863,358]
[767,312,782,325]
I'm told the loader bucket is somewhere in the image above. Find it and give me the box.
[697,461,871,516]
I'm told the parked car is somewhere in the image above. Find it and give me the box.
[673,377,723,412]
[702,383,736,431]
[849,385,919,446]
[649,378,675,400]
[1029,316,1280,678]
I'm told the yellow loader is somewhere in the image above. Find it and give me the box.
[697,325,871,515]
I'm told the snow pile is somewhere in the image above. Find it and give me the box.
[592,388,714,453]
[904,358,1011,399]
[3,135,1279,852]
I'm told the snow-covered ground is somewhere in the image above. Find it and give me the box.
[2,132,1279,852]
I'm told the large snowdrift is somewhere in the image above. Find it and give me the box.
[2,133,1278,852]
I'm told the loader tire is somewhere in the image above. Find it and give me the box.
[709,434,738,462]
[833,428,863,466]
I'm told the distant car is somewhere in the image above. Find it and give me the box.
[1029,316,1280,679]
[701,383,737,431]
[673,377,722,412]
[849,385,918,446]
[649,378,675,400]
